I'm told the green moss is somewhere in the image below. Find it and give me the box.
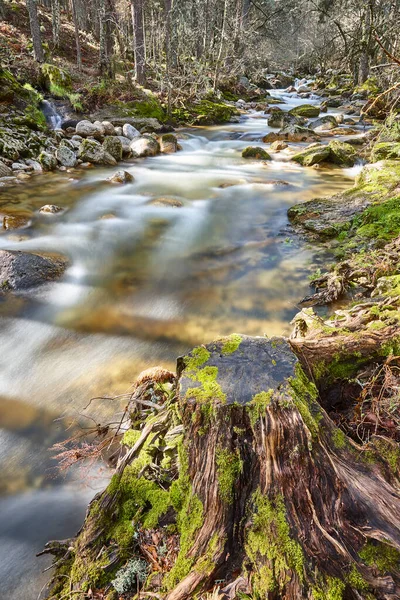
[346,565,370,592]
[123,95,166,122]
[360,540,400,574]
[292,145,330,166]
[248,390,274,426]
[185,366,227,405]
[246,490,304,593]
[171,99,237,125]
[242,146,271,160]
[195,532,220,575]
[328,140,357,167]
[371,142,400,162]
[312,576,346,600]
[365,437,400,475]
[331,427,347,450]
[355,76,381,96]
[288,364,322,439]
[215,447,243,503]
[356,196,400,242]
[122,429,141,448]
[289,104,320,118]
[221,333,242,354]
[184,346,211,372]
[41,63,72,92]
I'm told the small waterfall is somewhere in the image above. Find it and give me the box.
[40,99,63,129]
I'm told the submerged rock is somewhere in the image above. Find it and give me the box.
[0,250,67,290]
[107,170,134,184]
[39,204,64,214]
[242,146,271,160]
[148,196,184,207]
[270,140,288,151]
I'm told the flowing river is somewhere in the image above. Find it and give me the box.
[0,91,362,599]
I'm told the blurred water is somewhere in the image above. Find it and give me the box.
[0,94,362,599]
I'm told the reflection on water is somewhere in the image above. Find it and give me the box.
[0,95,361,599]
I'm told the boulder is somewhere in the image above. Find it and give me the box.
[270,140,288,151]
[75,120,104,139]
[310,115,337,131]
[264,124,318,143]
[78,139,117,165]
[38,151,57,171]
[242,147,271,160]
[102,121,116,136]
[107,170,134,184]
[292,144,331,166]
[159,133,179,154]
[328,140,357,166]
[56,145,77,167]
[122,123,141,140]
[108,117,164,134]
[371,142,400,162]
[12,162,31,171]
[268,111,302,129]
[103,136,123,162]
[0,161,12,178]
[0,250,67,290]
[289,104,320,118]
[117,136,133,156]
[129,136,160,158]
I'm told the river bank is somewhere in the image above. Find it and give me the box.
[2,74,400,599]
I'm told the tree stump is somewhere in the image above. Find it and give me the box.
[46,335,400,600]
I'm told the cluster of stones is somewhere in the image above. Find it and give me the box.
[0,117,180,187]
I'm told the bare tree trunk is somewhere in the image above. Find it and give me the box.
[359,2,372,84]
[0,0,6,20]
[70,0,82,71]
[51,0,60,47]
[26,0,44,62]
[213,0,228,90]
[131,0,146,85]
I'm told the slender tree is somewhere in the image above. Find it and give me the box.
[70,0,82,70]
[51,0,60,47]
[131,0,146,85]
[26,0,44,62]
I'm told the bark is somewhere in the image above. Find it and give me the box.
[131,0,146,85]
[70,0,82,71]
[51,0,60,47]
[26,0,44,62]
[0,0,5,20]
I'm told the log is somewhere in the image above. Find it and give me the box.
[45,335,400,600]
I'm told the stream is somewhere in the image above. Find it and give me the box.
[0,91,362,599]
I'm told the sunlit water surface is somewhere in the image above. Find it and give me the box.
[0,91,363,599]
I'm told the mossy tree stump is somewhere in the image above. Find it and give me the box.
[46,335,400,600]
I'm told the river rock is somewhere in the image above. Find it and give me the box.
[38,151,57,171]
[159,133,179,154]
[115,127,123,136]
[39,204,64,214]
[103,136,123,161]
[371,142,400,162]
[117,136,133,156]
[0,250,67,290]
[76,120,104,139]
[78,139,117,165]
[123,123,141,140]
[242,147,271,160]
[56,145,77,167]
[25,159,42,172]
[148,197,184,207]
[268,111,301,128]
[270,140,288,151]
[107,170,134,184]
[102,121,116,136]
[328,140,357,166]
[289,104,320,118]
[292,144,331,166]
[311,115,337,131]
[264,124,317,143]
[0,161,12,177]
[130,136,160,158]
[12,162,31,171]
